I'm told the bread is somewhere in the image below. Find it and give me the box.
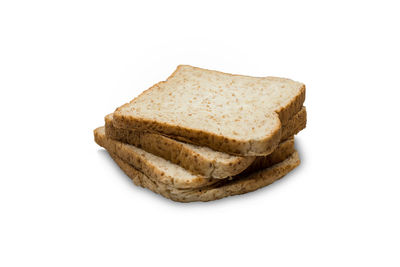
[113,65,305,156]
[108,150,300,202]
[242,137,295,175]
[106,107,306,178]
[94,126,295,188]
[95,127,215,189]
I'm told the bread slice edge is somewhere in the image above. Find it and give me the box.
[108,150,300,202]
[106,107,306,178]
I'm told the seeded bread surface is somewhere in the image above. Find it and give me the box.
[113,65,305,155]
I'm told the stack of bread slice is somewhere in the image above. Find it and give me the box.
[94,65,306,202]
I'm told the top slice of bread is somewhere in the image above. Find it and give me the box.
[113,65,305,156]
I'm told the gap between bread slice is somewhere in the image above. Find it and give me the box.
[94,127,295,189]
[108,150,300,202]
[106,106,306,179]
[113,65,305,156]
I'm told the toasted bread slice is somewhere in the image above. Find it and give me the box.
[113,65,305,155]
[108,150,300,202]
[106,107,306,178]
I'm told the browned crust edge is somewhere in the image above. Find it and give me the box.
[95,127,296,189]
[106,107,306,178]
[108,150,300,202]
[94,127,217,189]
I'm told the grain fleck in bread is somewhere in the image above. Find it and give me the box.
[107,107,306,178]
[108,150,300,202]
[113,65,305,156]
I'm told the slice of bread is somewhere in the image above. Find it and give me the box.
[106,107,306,178]
[94,127,295,188]
[113,65,305,156]
[108,150,300,202]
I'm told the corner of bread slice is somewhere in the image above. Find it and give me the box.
[240,112,283,156]
[104,113,113,124]
[93,126,106,147]
[95,125,217,189]
[210,155,256,179]
[275,82,306,125]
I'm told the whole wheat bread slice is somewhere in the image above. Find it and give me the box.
[108,150,300,202]
[94,127,295,188]
[113,65,305,156]
[106,106,306,178]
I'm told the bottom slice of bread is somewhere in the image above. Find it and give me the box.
[108,151,300,202]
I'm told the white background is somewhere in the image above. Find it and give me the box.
[1,0,399,266]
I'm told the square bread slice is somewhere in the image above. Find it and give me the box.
[106,106,306,179]
[94,126,295,189]
[113,65,305,156]
[108,150,300,202]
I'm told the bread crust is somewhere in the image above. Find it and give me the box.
[105,114,255,179]
[113,65,305,156]
[106,107,306,178]
[95,127,216,189]
[242,137,295,175]
[95,127,295,189]
[108,151,300,202]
